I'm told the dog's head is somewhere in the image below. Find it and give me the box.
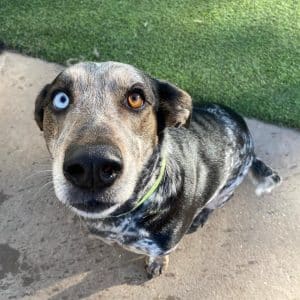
[35,62,192,218]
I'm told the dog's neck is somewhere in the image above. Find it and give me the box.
[101,132,182,219]
[109,153,167,217]
[85,131,182,222]
[104,144,165,218]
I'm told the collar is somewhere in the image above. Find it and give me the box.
[110,156,167,218]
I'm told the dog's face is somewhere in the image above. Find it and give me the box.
[35,62,191,218]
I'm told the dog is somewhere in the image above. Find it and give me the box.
[34,62,281,278]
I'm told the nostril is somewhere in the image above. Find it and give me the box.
[66,164,85,177]
[101,164,114,178]
[63,163,86,186]
[99,162,122,184]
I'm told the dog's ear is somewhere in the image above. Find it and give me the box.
[34,84,50,131]
[153,79,192,130]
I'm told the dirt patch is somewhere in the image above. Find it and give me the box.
[0,190,10,206]
[0,244,21,280]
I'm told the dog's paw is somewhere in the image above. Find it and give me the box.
[145,255,169,279]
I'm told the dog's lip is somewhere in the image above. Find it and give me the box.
[70,199,114,213]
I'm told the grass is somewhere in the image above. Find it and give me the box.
[0,0,299,127]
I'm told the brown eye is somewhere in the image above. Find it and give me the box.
[127,92,144,109]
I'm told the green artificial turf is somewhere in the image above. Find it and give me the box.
[1,0,299,127]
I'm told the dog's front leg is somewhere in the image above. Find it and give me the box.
[145,255,169,278]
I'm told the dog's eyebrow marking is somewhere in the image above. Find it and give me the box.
[107,81,147,96]
[106,79,137,94]
[128,82,146,90]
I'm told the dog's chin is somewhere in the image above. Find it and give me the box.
[69,202,122,219]
[54,184,123,219]
[65,195,122,219]
[70,198,115,213]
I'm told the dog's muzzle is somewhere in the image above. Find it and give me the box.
[62,144,123,212]
[63,144,123,191]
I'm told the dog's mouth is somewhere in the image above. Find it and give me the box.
[69,196,116,213]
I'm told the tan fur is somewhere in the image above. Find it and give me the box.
[34,62,192,219]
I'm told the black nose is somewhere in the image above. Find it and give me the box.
[63,145,123,189]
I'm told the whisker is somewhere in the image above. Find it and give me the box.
[33,156,51,161]
[24,170,53,182]
[32,164,52,169]
[21,180,52,191]
[33,181,54,201]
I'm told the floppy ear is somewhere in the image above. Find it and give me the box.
[154,79,192,129]
[34,84,50,131]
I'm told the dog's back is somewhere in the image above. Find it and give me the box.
[172,103,282,233]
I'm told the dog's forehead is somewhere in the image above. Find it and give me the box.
[61,62,144,88]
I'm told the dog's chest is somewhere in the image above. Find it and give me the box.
[87,217,163,256]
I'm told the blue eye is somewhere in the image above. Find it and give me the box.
[53,92,70,110]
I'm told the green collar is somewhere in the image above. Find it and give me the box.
[112,156,167,218]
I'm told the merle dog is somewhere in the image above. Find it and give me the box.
[35,62,281,278]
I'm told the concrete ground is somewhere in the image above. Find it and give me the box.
[0,51,299,300]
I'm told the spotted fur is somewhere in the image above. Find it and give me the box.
[35,62,282,278]
[85,103,281,261]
